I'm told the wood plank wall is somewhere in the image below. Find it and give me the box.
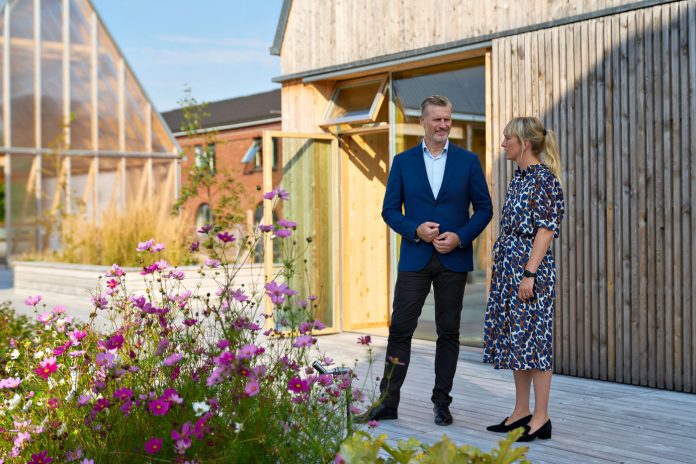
[491,0,695,392]
[280,0,652,75]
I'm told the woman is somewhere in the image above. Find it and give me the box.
[483,116,564,442]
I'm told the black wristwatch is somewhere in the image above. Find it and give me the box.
[523,269,537,278]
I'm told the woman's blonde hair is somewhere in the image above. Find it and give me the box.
[504,116,562,181]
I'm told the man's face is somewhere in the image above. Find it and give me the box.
[420,104,452,146]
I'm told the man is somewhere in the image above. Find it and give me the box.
[359,95,492,426]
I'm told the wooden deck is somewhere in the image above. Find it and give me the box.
[317,333,696,464]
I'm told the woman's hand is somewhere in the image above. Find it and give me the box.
[518,277,535,300]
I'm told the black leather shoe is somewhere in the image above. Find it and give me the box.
[433,404,453,426]
[486,414,532,432]
[517,419,552,442]
[354,403,398,423]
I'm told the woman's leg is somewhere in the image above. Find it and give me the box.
[528,369,552,431]
[507,370,533,424]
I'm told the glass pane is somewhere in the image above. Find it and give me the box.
[151,112,173,153]
[97,24,118,150]
[273,137,333,328]
[96,156,121,216]
[39,151,66,250]
[124,69,147,152]
[325,78,384,123]
[0,8,4,146]
[69,155,94,217]
[69,0,91,150]
[10,0,35,148]
[9,154,37,255]
[393,60,487,347]
[125,157,148,205]
[152,158,174,205]
[41,0,64,148]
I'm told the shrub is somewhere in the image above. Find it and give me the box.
[0,190,360,463]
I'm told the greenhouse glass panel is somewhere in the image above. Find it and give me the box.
[9,154,37,255]
[124,68,147,152]
[10,0,35,148]
[69,155,94,217]
[125,157,148,206]
[97,24,119,150]
[96,156,122,216]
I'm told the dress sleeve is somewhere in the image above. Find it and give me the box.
[531,175,565,238]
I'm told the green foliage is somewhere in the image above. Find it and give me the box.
[338,429,531,464]
[172,86,245,230]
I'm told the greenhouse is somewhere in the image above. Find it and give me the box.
[0,0,179,258]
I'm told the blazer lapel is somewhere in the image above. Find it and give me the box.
[436,147,461,201]
[413,148,436,201]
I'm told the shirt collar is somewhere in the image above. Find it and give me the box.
[422,139,449,159]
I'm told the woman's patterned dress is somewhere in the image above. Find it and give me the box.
[483,163,565,370]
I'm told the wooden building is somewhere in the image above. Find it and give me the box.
[267,0,696,392]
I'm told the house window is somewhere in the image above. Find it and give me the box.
[242,137,279,173]
[194,143,215,173]
[322,75,387,127]
[195,203,211,229]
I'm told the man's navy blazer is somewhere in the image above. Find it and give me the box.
[382,143,493,273]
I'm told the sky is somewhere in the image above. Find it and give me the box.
[91,0,284,112]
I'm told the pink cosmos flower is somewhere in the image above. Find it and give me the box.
[37,312,53,324]
[258,224,274,232]
[368,420,380,428]
[91,294,108,309]
[288,377,310,393]
[357,335,372,346]
[263,186,290,200]
[108,263,125,277]
[93,398,110,412]
[137,239,154,251]
[106,279,119,289]
[24,295,42,306]
[292,335,315,348]
[171,422,193,454]
[28,451,53,464]
[217,339,231,349]
[275,228,292,238]
[308,294,318,301]
[245,380,260,397]
[155,338,169,356]
[204,258,221,268]
[238,344,258,359]
[149,398,170,416]
[52,305,66,315]
[163,353,184,366]
[152,242,165,252]
[80,460,94,464]
[70,330,87,343]
[53,341,72,356]
[35,357,58,380]
[231,289,248,302]
[190,240,200,251]
[0,377,21,388]
[264,281,297,305]
[144,437,163,454]
[154,259,169,271]
[95,352,115,367]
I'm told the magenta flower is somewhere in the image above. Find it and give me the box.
[231,289,248,302]
[245,380,261,397]
[292,335,315,348]
[106,278,119,289]
[357,335,372,346]
[275,228,292,238]
[35,357,58,380]
[190,240,200,251]
[217,231,236,243]
[93,398,110,412]
[264,281,298,305]
[171,422,193,454]
[91,294,108,309]
[105,333,124,350]
[52,305,66,314]
[204,258,221,268]
[163,353,184,366]
[144,437,163,454]
[152,242,165,252]
[264,186,290,200]
[53,341,72,356]
[95,352,115,367]
[197,223,213,234]
[70,330,87,343]
[113,387,133,401]
[217,339,231,349]
[24,295,42,306]
[154,259,169,271]
[149,398,170,416]
[238,344,258,359]
[136,239,154,251]
[298,321,312,334]
[277,218,297,228]
[183,318,198,326]
[108,263,125,277]
[258,224,274,232]
[368,420,380,428]
[28,451,53,464]
[288,377,310,393]
[140,263,158,275]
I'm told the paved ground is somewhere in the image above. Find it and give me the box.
[319,332,696,464]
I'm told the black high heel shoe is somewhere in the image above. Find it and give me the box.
[486,414,532,432]
[517,419,552,442]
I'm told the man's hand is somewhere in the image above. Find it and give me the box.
[416,222,440,243]
[433,232,460,254]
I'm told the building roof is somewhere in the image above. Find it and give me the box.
[161,89,282,134]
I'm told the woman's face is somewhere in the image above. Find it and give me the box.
[501,133,523,162]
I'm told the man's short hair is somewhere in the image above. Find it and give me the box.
[420,95,452,116]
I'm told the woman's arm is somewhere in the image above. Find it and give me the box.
[518,227,554,300]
